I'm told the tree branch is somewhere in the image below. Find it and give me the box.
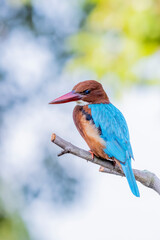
[51,133,160,195]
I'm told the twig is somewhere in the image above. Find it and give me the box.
[51,133,160,195]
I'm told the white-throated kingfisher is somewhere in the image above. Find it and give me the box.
[49,80,140,197]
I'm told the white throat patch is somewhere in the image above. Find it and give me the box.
[76,100,89,106]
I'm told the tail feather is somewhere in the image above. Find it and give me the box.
[120,159,140,197]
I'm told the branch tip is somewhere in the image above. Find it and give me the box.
[51,133,56,142]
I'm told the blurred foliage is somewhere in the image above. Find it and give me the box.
[67,0,160,84]
[44,157,79,205]
[21,155,80,206]
[0,184,30,240]
[0,213,30,240]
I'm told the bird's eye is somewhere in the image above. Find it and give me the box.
[83,89,90,95]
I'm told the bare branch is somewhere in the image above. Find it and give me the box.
[51,133,160,195]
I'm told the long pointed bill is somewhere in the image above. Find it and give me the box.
[49,91,82,104]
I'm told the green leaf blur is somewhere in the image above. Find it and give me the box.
[67,0,160,84]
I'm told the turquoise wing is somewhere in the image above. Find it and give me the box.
[88,103,134,163]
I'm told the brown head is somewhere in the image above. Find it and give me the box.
[49,80,110,105]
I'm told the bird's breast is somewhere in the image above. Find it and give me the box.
[73,105,107,159]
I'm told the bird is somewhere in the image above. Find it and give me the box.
[49,80,140,197]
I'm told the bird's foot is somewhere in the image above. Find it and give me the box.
[89,150,94,160]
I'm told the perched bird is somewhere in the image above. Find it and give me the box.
[49,80,140,197]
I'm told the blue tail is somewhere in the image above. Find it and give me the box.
[120,159,140,197]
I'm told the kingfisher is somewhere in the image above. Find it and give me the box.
[49,80,140,197]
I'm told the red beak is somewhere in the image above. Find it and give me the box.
[49,91,82,104]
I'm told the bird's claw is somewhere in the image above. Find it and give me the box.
[89,150,94,160]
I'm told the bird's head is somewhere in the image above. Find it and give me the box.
[49,80,109,105]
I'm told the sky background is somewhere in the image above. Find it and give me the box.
[0,0,160,239]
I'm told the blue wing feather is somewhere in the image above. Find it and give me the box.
[88,103,134,163]
[88,103,139,197]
